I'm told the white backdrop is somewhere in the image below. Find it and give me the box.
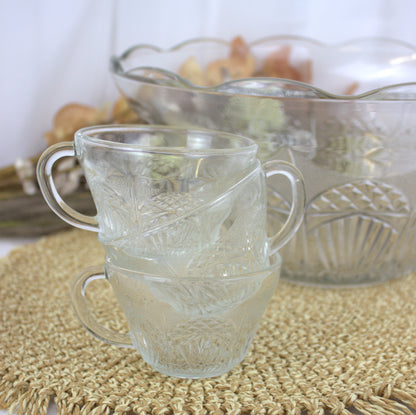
[1,0,416,168]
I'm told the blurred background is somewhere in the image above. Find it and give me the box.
[1,0,416,168]
[0,0,415,244]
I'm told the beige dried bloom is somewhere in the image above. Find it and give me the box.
[44,103,108,146]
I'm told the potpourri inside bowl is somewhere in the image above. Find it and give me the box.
[111,36,416,287]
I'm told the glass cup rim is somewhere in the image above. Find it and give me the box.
[74,124,258,156]
[104,253,281,283]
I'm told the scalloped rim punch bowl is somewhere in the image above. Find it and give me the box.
[111,36,416,287]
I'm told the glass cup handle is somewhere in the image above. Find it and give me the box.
[36,142,99,232]
[264,160,306,254]
[70,265,133,348]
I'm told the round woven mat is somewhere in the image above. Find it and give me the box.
[1,230,416,415]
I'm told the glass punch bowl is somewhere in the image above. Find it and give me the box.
[111,36,416,287]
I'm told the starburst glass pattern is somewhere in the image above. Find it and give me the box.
[269,179,414,286]
[311,102,416,178]
[108,257,280,378]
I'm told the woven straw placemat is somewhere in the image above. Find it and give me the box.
[1,229,416,415]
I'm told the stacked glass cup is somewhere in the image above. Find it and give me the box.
[37,124,305,378]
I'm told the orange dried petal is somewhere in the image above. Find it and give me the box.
[344,82,359,95]
[44,103,108,146]
[205,36,256,86]
[178,56,206,86]
[205,58,232,86]
[112,96,141,124]
[229,36,250,61]
[259,46,304,81]
[228,36,256,78]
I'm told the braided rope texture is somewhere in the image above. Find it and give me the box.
[0,230,415,415]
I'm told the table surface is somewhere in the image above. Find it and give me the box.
[0,238,46,415]
[0,237,38,257]
[0,238,59,415]
[1,236,415,415]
